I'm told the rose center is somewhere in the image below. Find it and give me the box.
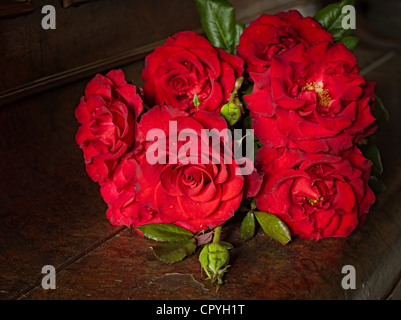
[305,195,324,207]
[171,77,188,95]
[301,82,331,108]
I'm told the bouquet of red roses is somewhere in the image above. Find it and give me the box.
[75,0,387,288]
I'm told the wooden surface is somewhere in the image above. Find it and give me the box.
[1,0,401,300]
[0,0,314,107]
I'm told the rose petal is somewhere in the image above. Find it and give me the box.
[177,185,222,219]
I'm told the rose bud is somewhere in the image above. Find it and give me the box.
[220,102,242,126]
[199,243,230,286]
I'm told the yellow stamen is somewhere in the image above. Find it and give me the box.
[302,82,331,108]
[306,195,324,207]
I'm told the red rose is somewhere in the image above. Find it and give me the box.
[237,10,333,76]
[141,31,244,112]
[246,42,377,155]
[75,69,143,183]
[131,104,261,232]
[100,158,166,227]
[254,146,376,240]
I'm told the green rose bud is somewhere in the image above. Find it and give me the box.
[220,102,241,126]
[220,77,244,126]
[199,243,230,286]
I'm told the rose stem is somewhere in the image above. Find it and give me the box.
[212,226,222,244]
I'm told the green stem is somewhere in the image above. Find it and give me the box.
[228,77,244,104]
[213,226,222,244]
[251,199,257,211]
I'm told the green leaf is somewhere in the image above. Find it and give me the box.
[240,211,255,241]
[193,93,200,110]
[198,245,209,273]
[233,22,245,53]
[314,0,355,41]
[372,95,390,123]
[254,211,291,245]
[220,241,234,250]
[136,223,194,242]
[369,176,387,195]
[194,0,236,53]
[152,239,197,264]
[358,144,384,176]
[340,35,359,51]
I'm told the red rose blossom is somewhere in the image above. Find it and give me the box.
[237,10,333,76]
[245,42,377,155]
[131,104,261,232]
[254,146,376,240]
[100,157,167,227]
[75,69,143,183]
[141,31,244,113]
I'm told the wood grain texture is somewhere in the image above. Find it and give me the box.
[387,277,401,300]
[0,0,311,107]
[0,0,201,92]
[0,0,32,19]
[62,0,100,9]
[0,80,115,300]
[0,61,144,300]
